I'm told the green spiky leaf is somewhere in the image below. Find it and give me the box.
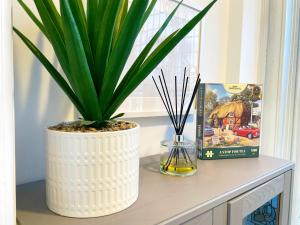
[14,0,218,125]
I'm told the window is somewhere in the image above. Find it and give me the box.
[117,0,201,116]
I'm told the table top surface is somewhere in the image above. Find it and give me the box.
[17,155,294,225]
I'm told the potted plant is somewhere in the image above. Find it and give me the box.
[14,0,218,218]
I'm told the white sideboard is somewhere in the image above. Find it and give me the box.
[17,155,294,225]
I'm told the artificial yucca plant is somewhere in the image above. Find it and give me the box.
[14,0,217,127]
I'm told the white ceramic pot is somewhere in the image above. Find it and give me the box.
[45,123,140,218]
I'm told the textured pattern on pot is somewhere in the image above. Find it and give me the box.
[46,123,139,218]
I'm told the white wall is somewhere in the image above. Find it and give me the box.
[14,0,263,185]
[13,0,74,184]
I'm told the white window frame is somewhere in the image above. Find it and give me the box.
[0,0,16,225]
[260,0,300,159]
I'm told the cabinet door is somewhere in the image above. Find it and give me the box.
[228,171,292,225]
[213,203,227,225]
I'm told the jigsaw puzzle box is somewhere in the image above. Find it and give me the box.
[196,83,262,160]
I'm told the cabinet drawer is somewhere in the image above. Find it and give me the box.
[182,210,212,225]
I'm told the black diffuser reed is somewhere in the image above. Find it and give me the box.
[152,68,201,175]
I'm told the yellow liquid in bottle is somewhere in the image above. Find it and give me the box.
[160,158,197,176]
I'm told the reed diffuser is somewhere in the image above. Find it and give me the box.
[152,68,201,176]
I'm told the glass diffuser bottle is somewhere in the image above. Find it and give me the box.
[160,135,197,176]
[153,68,201,177]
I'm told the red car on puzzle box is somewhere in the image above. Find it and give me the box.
[233,125,260,139]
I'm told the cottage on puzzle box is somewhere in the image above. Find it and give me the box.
[196,83,263,160]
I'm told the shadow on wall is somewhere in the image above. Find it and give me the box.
[14,33,73,185]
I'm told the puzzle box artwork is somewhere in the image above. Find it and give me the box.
[196,84,263,160]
